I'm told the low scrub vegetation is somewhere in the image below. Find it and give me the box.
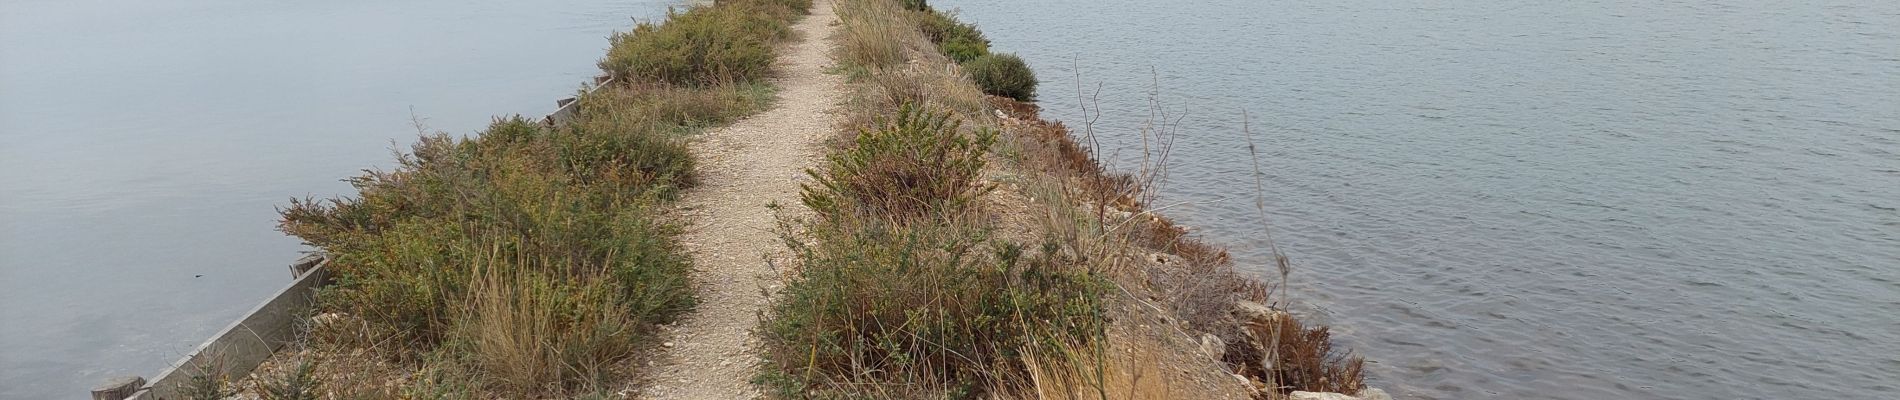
[917,10,989,63]
[600,0,812,86]
[760,218,1106,398]
[763,103,1106,398]
[273,0,802,397]
[801,104,996,220]
[965,53,1036,101]
[903,1,1035,101]
[279,114,695,395]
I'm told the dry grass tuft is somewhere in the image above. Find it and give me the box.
[457,250,640,396]
[1012,314,1255,400]
[1019,340,1173,400]
[966,54,1036,101]
[835,0,909,68]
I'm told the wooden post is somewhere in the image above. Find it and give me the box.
[91,376,144,400]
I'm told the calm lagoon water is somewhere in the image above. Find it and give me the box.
[0,0,688,397]
[937,0,1899,399]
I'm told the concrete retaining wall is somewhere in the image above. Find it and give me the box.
[103,257,329,400]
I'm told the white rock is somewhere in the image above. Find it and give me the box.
[1199,333,1226,360]
[1360,388,1393,400]
[1230,373,1251,386]
[1288,392,1356,400]
[1234,300,1288,323]
[311,312,345,326]
[1287,389,1391,400]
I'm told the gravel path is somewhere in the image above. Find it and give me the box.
[635,1,840,398]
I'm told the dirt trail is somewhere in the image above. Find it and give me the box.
[635,1,840,399]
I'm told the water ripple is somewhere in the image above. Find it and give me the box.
[941,0,1900,398]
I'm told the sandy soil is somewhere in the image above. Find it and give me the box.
[632,1,842,398]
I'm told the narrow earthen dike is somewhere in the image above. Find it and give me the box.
[636,1,842,398]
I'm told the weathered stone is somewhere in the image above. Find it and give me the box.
[1288,391,1357,400]
[1234,300,1289,323]
[1230,373,1251,387]
[1360,388,1393,400]
[1198,333,1227,360]
[311,312,344,327]
[1287,389,1391,400]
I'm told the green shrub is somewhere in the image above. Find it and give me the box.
[600,3,802,86]
[899,0,928,11]
[965,53,1036,101]
[800,104,996,220]
[917,10,989,63]
[941,36,990,63]
[759,220,1105,398]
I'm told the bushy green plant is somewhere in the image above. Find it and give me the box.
[917,10,989,63]
[899,0,929,11]
[941,36,990,64]
[760,220,1105,398]
[280,116,694,392]
[801,104,996,220]
[600,2,804,86]
[965,53,1036,101]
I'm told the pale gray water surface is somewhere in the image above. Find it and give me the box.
[937,0,1899,399]
[0,0,688,397]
